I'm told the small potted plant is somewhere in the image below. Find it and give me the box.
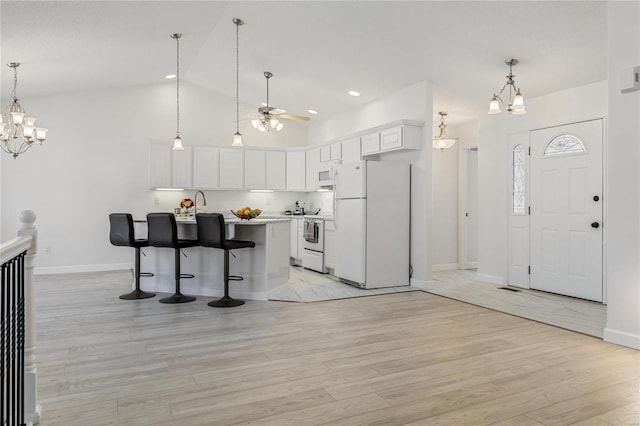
[180,198,194,215]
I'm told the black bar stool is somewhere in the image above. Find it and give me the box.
[108,213,155,300]
[196,213,255,307]
[146,213,198,304]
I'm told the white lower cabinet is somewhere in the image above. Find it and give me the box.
[324,219,336,270]
[289,218,299,260]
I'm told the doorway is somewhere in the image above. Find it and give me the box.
[459,147,478,270]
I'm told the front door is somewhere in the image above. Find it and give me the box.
[530,119,603,302]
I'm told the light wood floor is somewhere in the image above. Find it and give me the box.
[34,270,639,425]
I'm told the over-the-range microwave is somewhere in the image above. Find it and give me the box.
[318,160,341,187]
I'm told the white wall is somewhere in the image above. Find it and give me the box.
[476,81,608,283]
[309,80,433,287]
[604,1,640,350]
[0,82,308,273]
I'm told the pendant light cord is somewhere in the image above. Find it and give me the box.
[176,34,180,137]
[236,20,240,133]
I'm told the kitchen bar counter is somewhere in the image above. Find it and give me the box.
[135,217,290,301]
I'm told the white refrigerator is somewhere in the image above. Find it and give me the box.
[334,160,410,288]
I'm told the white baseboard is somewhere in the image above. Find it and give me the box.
[431,263,459,272]
[410,278,430,290]
[603,327,640,350]
[35,263,131,275]
[475,273,504,285]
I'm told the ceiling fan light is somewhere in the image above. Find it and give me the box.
[172,135,184,150]
[270,119,280,128]
[257,123,266,132]
[276,122,284,131]
[488,96,502,114]
[232,132,243,147]
[251,119,259,129]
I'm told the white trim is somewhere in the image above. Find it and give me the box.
[1,236,33,265]
[35,263,131,275]
[475,273,504,285]
[410,277,430,290]
[431,263,459,272]
[603,327,640,350]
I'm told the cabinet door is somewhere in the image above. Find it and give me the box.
[380,126,403,151]
[266,151,286,190]
[306,148,320,190]
[172,146,193,189]
[219,148,244,189]
[324,221,336,269]
[286,151,306,191]
[149,144,171,189]
[193,146,219,189]
[341,137,361,163]
[289,218,298,259]
[297,219,305,259]
[244,150,266,189]
[361,132,380,155]
[330,142,342,160]
[320,145,331,163]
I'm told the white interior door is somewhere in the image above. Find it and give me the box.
[530,119,603,302]
[466,148,479,268]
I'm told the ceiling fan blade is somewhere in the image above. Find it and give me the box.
[270,108,287,115]
[280,113,310,122]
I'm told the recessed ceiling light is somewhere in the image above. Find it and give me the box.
[308,109,318,115]
[348,90,360,97]
[165,74,176,79]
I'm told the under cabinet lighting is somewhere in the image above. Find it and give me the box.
[316,188,330,192]
[155,188,184,191]
[250,189,274,193]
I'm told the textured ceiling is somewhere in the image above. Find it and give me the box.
[0,1,607,126]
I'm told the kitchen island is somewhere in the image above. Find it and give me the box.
[134,217,290,301]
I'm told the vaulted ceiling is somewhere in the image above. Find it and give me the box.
[1,1,607,126]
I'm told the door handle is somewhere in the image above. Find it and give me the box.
[591,222,600,229]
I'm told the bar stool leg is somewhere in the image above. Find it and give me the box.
[119,247,155,300]
[159,248,196,304]
[208,250,245,307]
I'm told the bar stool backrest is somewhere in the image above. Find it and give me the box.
[196,213,226,249]
[109,213,135,247]
[147,213,179,247]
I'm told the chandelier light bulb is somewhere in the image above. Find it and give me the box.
[35,127,48,142]
[488,96,502,114]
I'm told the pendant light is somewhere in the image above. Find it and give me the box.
[1,62,48,159]
[232,18,244,147]
[432,112,457,151]
[171,33,184,150]
[488,58,527,115]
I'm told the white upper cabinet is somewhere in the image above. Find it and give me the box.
[219,148,244,189]
[244,150,267,189]
[192,146,219,189]
[306,147,320,190]
[172,146,193,189]
[266,151,286,190]
[341,137,361,163]
[148,143,172,189]
[361,132,380,156]
[286,151,306,191]
[320,145,331,163]
[330,142,342,160]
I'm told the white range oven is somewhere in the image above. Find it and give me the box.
[301,218,327,273]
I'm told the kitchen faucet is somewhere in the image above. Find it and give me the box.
[194,190,207,215]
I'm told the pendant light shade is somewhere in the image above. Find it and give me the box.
[232,18,244,146]
[432,112,457,151]
[171,33,184,150]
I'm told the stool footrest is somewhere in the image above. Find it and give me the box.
[228,275,244,281]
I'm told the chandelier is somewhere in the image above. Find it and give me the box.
[432,112,457,151]
[1,63,48,159]
[488,58,527,115]
[252,72,284,132]
[171,33,184,150]
[232,18,244,146]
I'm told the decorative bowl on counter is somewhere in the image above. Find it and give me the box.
[231,207,262,220]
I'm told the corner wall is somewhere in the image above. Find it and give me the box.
[604,1,640,350]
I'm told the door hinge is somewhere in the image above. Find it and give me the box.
[528,265,531,275]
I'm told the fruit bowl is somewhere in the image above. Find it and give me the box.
[231,207,261,220]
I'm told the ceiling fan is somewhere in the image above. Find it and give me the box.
[251,71,310,132]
